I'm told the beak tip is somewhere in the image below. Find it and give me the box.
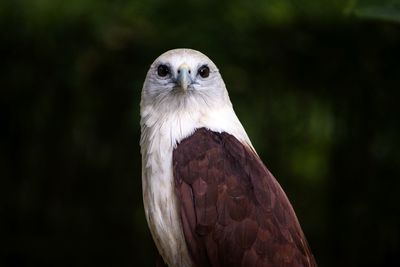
[176,66,191,91]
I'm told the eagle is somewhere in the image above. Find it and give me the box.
[140,49,317,267]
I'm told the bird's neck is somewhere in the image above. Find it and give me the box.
[140,100,251,152]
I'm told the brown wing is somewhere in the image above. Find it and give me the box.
[173,128,317,267]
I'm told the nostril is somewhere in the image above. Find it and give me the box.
[188,70,191,74]
[178,70,181,74]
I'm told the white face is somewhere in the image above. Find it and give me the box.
[141,49,228,110]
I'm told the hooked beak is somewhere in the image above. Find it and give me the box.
[176,64,192,91]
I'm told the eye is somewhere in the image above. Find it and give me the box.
[157,64,170,77]
[198,65,210,78]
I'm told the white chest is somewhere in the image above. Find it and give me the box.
[141,120,194,267]
[140,104,251,267]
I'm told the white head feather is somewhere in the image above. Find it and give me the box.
[140,48,251,267]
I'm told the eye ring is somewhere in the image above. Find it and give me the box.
[198,65,210,78]
[157,64,170,77]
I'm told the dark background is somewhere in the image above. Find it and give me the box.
[1,0,400,266]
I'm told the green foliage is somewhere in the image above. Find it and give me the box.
[347,0,400,22]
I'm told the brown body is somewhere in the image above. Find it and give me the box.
[172,128,317,267]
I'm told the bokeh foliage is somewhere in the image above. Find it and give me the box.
[1,0,400,266]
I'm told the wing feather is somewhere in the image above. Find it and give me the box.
[173,128,317,267]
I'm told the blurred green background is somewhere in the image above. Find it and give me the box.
[1,0,400,266]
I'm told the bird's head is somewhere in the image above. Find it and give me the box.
[141,49,231,114]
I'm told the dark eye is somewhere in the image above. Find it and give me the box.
[157,64,170,77]
[198,65,210,78]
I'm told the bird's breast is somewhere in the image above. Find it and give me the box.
[141,127,194,267]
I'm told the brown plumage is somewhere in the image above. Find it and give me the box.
[173,128,317,267]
